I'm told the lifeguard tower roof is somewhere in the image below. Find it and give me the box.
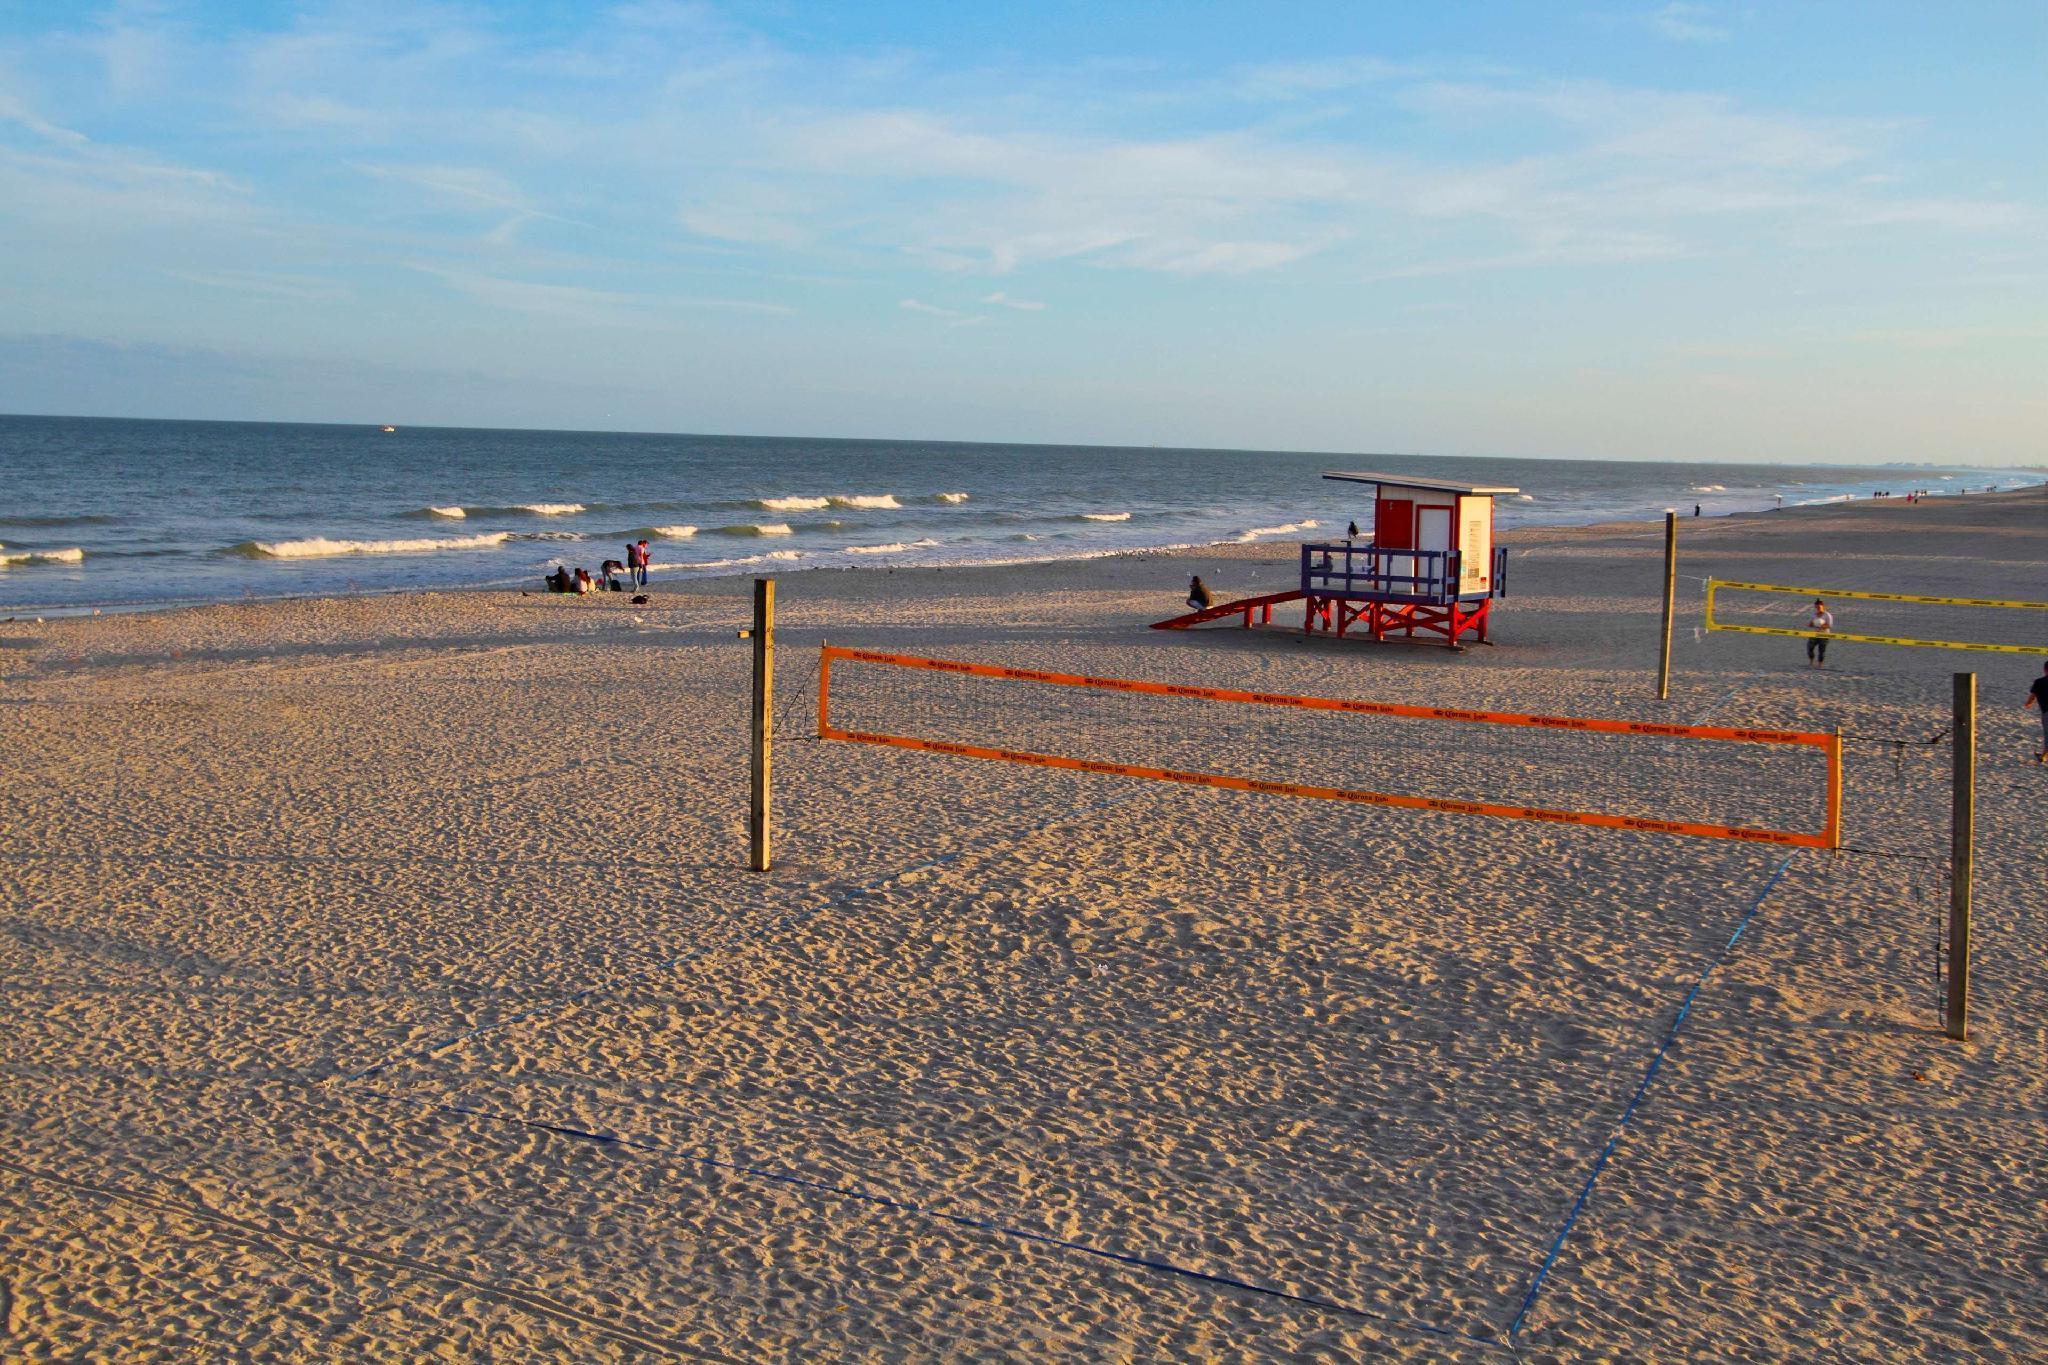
[1323,470,1520,496]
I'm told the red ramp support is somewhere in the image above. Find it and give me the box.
[1151,590,1306,630]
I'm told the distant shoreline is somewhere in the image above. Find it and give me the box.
[7,482,2040,624]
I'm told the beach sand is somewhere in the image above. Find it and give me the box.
[2,487,2043,1360]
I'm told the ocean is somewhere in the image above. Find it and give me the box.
[0,414,2033,615]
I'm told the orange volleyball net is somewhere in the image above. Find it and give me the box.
[816,647,1842,849]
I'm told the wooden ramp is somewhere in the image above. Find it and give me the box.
[1150,590,1305,630]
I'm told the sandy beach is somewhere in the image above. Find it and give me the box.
[2,487,2043,1361]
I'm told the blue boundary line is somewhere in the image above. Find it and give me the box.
[1503,851,1798,1344]
[349,1089,1507,1354]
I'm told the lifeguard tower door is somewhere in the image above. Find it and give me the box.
[1417,506,1452,593]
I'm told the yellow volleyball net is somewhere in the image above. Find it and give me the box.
[1704,579,2048,655]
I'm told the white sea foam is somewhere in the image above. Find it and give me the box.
[648,525,698,538]
[935,492,969,504]
[757,496,830,511]
[1232,519,1318,543]
[713,522,794,536]
[1081,511,1132,522]
[516,503,585,516]
[1691,484,1727,493]
[1516,494,1536,501]
[665,549,804,572]
[236,532,511,559]
[830,494,900,510]
[0,547,85,567]
[846,538,940,555]
[426,505,467,519]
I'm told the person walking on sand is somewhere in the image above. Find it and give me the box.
[1805,599,1834,668]
[1187,575,1214,612]
[2025,661,2048,763]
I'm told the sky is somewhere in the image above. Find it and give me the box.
[1,2,2044,464]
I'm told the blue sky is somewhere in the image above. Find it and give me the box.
[1,2,2043,463]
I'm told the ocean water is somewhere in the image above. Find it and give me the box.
[0,415,2033,614]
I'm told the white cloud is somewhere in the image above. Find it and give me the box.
[1648,3,1730,44]
[898,298,965,317]
[0,92,90,146]
[980,291,1045,310]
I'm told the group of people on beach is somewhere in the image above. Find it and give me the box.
[546,538,651,595]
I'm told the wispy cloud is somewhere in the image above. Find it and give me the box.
[981,291,1045,310]
[1647,3,1730,44]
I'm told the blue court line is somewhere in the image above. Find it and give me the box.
[351,1088,1507,1355]
[1504,851,1799,1344]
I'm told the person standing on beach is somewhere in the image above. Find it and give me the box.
[2025,662,2048,763]
[1805,599,1834,668]
[631,538,651,587]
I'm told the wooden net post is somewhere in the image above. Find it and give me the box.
[1657,512,1677,700]
[1947,671,1973,1040]
[748,578,774,872]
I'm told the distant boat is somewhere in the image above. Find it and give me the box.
[380,425,397,433]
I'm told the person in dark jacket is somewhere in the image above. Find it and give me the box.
[1187,575,1214,611]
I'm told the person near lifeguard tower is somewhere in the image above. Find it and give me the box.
[1805,599,1834,668]
[2025,661,2048,763]
[1187,575,1214,612]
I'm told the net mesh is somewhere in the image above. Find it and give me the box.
[1708,581,2047,654]
[821,649,1836,845]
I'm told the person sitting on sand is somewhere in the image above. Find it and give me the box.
[1187,575,1214,612]
[546,565,572,593]
[1805,599,1834,668]
[2026,661,2048,764]
[574,567,593,595]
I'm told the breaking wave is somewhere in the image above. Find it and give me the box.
[0,547,85,567]
[1691,484,1727,493]
[711,523,794,537]
[425,505,467,519]
[755,494,902,512]
[934,492,969,504]
[222,532,512,559]
[846,538,940,556]
[1080,511,1132,522]
[661,549,805,573]
[1231,519,1318,543]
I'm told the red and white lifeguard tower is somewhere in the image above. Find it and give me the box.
[1154,469,1517,648]
[1302,471,1515,646]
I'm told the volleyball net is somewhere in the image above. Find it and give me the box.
[1705,579,2048,655]
[817,647,1842,849]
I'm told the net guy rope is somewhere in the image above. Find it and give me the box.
[817,647,1843,850]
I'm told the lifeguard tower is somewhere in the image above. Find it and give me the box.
[1154,469,1516,648]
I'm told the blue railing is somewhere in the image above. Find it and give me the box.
[1299,542,1507,602]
